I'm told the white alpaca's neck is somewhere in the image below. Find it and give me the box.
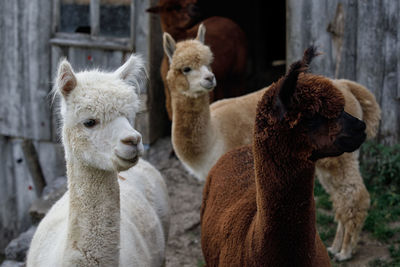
[63,158,120,267]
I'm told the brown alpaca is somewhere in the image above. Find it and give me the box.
[147,0,247,119]
[201,47,367,266]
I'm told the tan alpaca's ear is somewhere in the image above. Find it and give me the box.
[163,32,176,63]
[115,54,148,94]
[196,23,206,44]
[56,59,77,97]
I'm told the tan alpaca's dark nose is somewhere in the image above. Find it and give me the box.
[121,135,141,146]
[205,74,215,83]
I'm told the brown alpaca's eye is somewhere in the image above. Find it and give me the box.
[182,67,191,74]
[83,119,97,128]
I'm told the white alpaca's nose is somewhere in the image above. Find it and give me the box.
[121,135,142,147]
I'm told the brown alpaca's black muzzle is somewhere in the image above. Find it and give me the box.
[334,112,366,153]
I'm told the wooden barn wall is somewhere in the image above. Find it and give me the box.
[287,0,400,145]
[0,0,66,251]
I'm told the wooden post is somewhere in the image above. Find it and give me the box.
[130,0,136,51]
[21,139,46,197]
[90,0,100,36]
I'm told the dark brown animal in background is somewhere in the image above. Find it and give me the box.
[147,0,248,119]
[201,47,367,266]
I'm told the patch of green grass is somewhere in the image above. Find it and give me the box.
[316,210,336,244]
[197,259,205,267]
[361,141,400,242]
[315,179,335,244]
[361,141,400,266]
[314,180,333,210]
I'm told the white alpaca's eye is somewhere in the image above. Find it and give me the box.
[83,119,98,128]
[182,67,191,74]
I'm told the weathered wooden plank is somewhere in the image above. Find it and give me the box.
[26,0,54,140]
[66,47,124,72]
[286,0,307,67]
[356,0,386,142]
[21,140,46,197]
[0,0,53,141]
[0,136,18,251]
[398,2,400,101]
[356,0,385,104]
[35,141,66,185]
[50,32,132,51]
[90,0,100,36]
[379,0,399,144]
[0,136,38,251]
[287,0,358,79]
[130,0,136,48]
[134,0,149,61]
[0,0,23,138]
[52,0,60,33]
[147,0,170,144]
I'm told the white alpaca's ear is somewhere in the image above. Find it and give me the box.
[163,32,176,63]
[56,59,77,97]
[196,23,206,44]
[115,54,148,94]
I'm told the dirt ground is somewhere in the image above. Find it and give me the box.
[144,137,204,267]
[144,137,392,267]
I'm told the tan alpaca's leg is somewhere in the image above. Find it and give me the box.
[328,220,344,254]
[332,154,370,261]
[317,153,370,261]
[335,222,353,261]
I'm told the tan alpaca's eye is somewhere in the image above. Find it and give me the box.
[83,119,97,128]
[182,67,191,74]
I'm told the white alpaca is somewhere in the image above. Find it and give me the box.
[27,55,170,267]
[164,24,267,180]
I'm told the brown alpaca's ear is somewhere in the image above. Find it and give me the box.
[163,32,176,63]
[276,46,320,112]
[276,61,303,113]
[196,23,206,44]
[146,5,162,13]
[56,59,77,97]
[301,46,320,69]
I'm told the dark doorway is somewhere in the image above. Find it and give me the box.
[194,0,286,90]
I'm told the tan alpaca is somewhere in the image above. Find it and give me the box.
[163,24,267,180]
[316,79,381,261]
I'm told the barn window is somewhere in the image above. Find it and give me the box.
[51,0,135,50]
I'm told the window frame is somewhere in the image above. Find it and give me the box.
[51,0,136,51]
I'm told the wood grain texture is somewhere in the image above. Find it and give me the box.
[0,0,53,141]
[0,136,38,250]
[287,0,400,144]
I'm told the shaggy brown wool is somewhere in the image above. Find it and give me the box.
[201,47,366,267]
[201,146,331,267]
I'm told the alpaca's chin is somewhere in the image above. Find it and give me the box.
[113,154,139,172]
